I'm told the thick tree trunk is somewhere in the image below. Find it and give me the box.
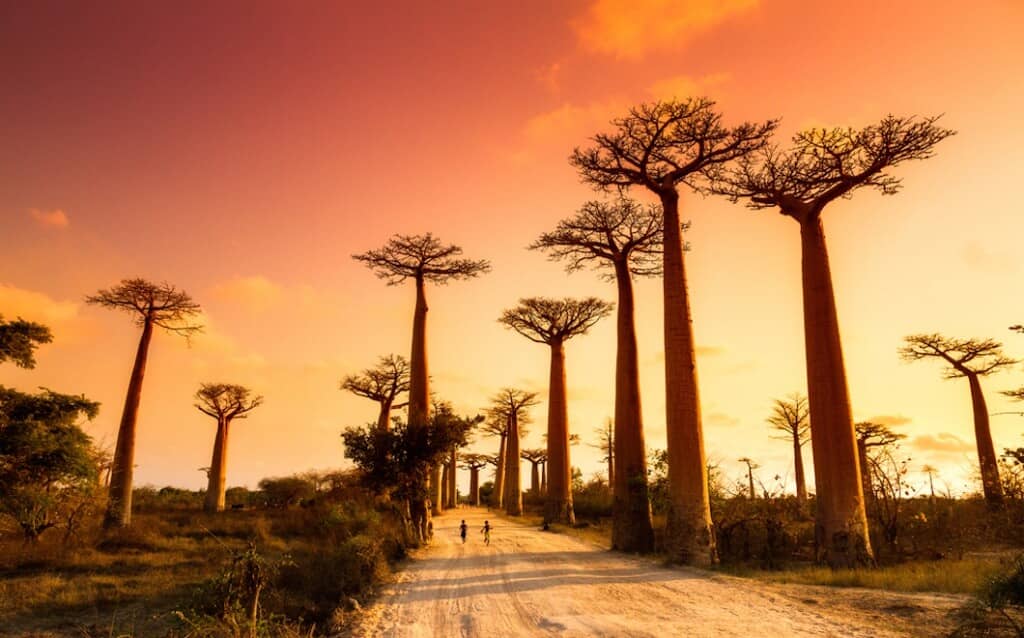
[545,340,575,525]
[408,274,437,523]
[104,318,154,529]
[204,417,230,513]
[470,467,480,506]
[493,433,507,508]
[530,461,540,496]
[611,262,653,552]
[448,448,457,508]
[659,190,715,565]
[377,398,393,431]
[857,439,873,502]
[799,215,873,567]
[793,435,807,503]
[441,463,450,508]
[541,461,547,495]
[505,413,523,516]
[968,373,1004,505]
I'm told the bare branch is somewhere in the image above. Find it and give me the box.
[900,333,1017,378]
[352,233,491,285]
[194,383,264,422]
[85,278,203,340]
[498,297,613,345]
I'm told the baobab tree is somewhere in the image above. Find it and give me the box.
[353,234,490,518]
[481,415,509,509]
[572,99,776,564]
[194,383,263,513]
[487,388,538,517]
[921,465,939,502]
[499,297,613,524]
[0,315,53,369]
[521,448,547,497]
[86,279,202,528]
[767,393,810,503]
[716,116,954,567]
[532,197,662,551]
[341,354,410,431]
[589,419,614,488]
[854,422,904,501]
[461,453,490,506]
[738,457,759,500]
[900,334,1016,505]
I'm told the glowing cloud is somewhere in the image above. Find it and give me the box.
[573,0,759,59]
[0,283,78,325]
[29,208,69,229]
[211,276,283,311]
[911,433,974,454]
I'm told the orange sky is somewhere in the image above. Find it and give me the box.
[2,0,1023,496]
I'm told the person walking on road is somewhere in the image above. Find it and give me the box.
[481,520,492,546]
[459,520,468,543]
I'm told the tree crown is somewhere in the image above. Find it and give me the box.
[900,333,1017,378]
[520,448,547,463]
[352,233,491,286]
[194,383,264,421]
[767,393,810,444]
[486,387,539,430]
[716,115,955,221]
[459,453,491,470]
[530,198,664,280]
[570,98,777,195]
[341,354,410,406]
[498,297,613,345]
[854,422,905,448]
[85,278,202,339]
[0,315,53,369]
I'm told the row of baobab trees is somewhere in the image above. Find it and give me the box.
[86,97,995,570]
[344,96,963,569]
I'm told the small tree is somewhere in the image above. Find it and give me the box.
[480,415,509,509]
[716,116,954,567]
[487,388,538,516]
[354,234,489,517]
[341,354,410,431]
[499,297,613,524]
[460,453,490,506]
[572,99,776,565]
[854,422,905,502]
[0,315,53,369]
[900,334,1016,505]
[0,386,100,542]
[195,383,263,513]
[767,393,810,503]
[737,457,759,500]
[532,197,662,552]
[590,419,615,488]
[520,448,547,498]
[86,278,202,528]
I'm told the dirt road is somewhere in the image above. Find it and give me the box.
[350,508,956,637]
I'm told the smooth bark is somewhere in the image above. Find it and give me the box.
[104,318,154,528]
[408,274,438,523]
[529,460,540,496]
[505,413,523,516]
[541,461,547,495]
[793,434,808,503]
[799,216,873,567]
[204,417,229,512]
[967,372,1004,505]
[545,341,574,524]
[659,190,715,565]
[448,447,458,508]
[493,433,507,509]
[469,467,480,506]
[377,397,393,431]
[611,261,654,552]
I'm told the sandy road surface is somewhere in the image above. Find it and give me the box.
[350,508,955,637]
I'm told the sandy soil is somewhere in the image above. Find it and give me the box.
[348,508,961,637]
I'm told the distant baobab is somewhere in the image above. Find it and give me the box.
[532,197,663,552]
[86,279,202,528]
[572,98,777,565]
[854,422,904,502]
[487,388,538,517]
[716,115,954,567]
[194,383,263,513]
[900,334,1016,506]
[354,233,490,522]
[767,393,810,503]
[499,297,612,525]
[341,354,410,431]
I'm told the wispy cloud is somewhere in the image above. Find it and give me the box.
[572,0,759,60]
[29,208,69,230]
[865,414,913,427]
[911,432,974,453]
[0,282,78,324]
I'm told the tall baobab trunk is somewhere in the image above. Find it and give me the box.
[408,274,435,532]
[793,433,808,503]
[493,433,507,508]
[470,466,480,506]
[546,340,574,524]
[448,447,457,507]
[799,216,873,567]
[857,439,872,502]
[659,190,714,565]
[104,317,154,528]
[505,413,523,516]
[612,260,654,552]
[747,465,756,500]
[530,461,540,496]
[541,461,547,495]
[441,463,450,508]
[377,397,393,431]
[967,372,1003,505]
[204,417,230,513]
